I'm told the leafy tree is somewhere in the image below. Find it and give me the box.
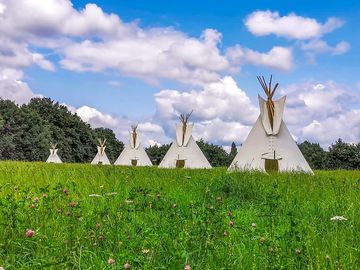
[298,141,328,170]
[0,99,50,161]
[25,97,96,162]
[197,139,229,167]
[93,127,124,163]
[228,142,238,166]
[327,139,360,170]
[145,143,171,165]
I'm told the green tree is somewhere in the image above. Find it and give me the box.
[327,139,360,170]
[197,139,229,167]
[298,141,328,170]
[228,142,238,166]
[93,127,124,163]
[145,143,171,165]
[26,97,96,162]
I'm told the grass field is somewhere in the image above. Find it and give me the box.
[0,162,359,269]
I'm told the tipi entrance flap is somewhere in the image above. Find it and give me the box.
[259,96,286,135]
[176,124,193,147]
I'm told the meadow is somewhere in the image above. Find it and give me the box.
[0,162,359,269]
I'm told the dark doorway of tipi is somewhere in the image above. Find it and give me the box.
[176,159,185,168]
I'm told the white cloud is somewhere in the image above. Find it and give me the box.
[0,68,37,104]
[227,45,293,71]
[154,76,258,145]
[245,10,344,40]
[301,39,351,55]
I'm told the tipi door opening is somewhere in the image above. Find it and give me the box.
[131,159,138,166]
[176,159,185,168]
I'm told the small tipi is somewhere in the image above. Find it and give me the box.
[229,76,313,173]
[114,125,152,166]
[91,138,111,165]
[46,143,62,163]
[159,112,211,169]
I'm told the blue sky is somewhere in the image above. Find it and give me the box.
[0,0,359,147]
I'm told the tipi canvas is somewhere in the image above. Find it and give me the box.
[229,76,313,174]
[114,125,152,166]
[159,112,211,169]
[91,138,111,165]
[46,143,62,163]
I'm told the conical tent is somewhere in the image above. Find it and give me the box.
[114,125,152,166]
[159,112,211,169]
[91,138,111,165]
[229,76,313,174]
[46,143,62,163]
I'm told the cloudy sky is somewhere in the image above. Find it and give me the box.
[0,0,359,148]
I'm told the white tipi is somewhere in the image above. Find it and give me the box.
[159,112,211,169]
[91,138,111,165]
[229,76,313,174]
[114,125,152,166]
[46,143,62,163]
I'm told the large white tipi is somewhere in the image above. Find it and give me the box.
[91,138,111,165]
[114,125,152,166]
[159,112,211,169]
[229,76,313,174]
[46,143,62,163]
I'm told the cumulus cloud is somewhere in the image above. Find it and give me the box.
[154,76,258,145]
[75,105,167,146]
[227,45,293,71]
[245,10,344,40]
[281,81,360,147]
[301,40,350,63]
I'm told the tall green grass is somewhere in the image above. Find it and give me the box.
[0,161,359,269]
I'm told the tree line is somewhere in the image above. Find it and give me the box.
[0,98,359,169]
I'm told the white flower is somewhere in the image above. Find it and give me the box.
[125,200,134,204]
[89,194,102,197]
[106,192,118,196]
[330,216,348,222]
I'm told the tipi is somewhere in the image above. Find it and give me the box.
[159,112,211,169]
[229,76,313,173]
[46,143,62,163]
[114,125,152,166]
[91,138,111,165]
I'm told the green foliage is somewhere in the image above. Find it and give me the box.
[0,162,359,269]
[93,127,124,163]
[298,141,328,169]
[145,143,171,165]
[197,139,229,167]
[327,139,360,170]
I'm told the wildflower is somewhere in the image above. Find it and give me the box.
[125,200,134,204]
[33,197,39,203]
[209,205,214,210]
[184,264,191,270]
[227,210,233,217]
[325,255,331,261]
[69,202,76,208]
[295,248,301,256]
[98,235,104,241]
[89,194,102,197]
[259,236,266,244]
[96,223,101,229]
[251,222,257,228]
[142,249,150,254]
[216,196,222,201]
[30,204,36,209]
[172,203,177,208]
[108,258,115,265]
[65,211,71,216]
[63,188,69,195]
[106,192,117,196]
[25,229,35,238]
[229,221,234,227]
[268,247,274,253]
[156,193,161,200]
[42,194,48,198]
[330,216,347,222]
[124,262,131,269]
[223,231,228,237]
